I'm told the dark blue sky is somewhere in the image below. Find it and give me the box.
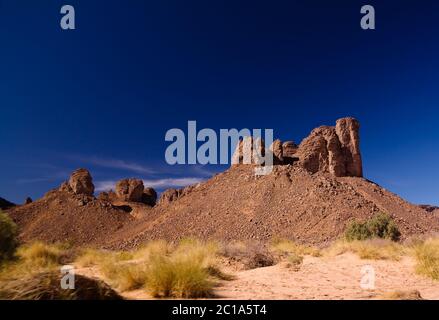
[1,0,439,205]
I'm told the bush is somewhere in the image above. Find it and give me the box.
[0,210,18,263]
[344,213,401,242]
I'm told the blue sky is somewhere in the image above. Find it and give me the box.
[1,0,439,205]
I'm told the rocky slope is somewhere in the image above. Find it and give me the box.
[6,117,439,248]
[108,164,439,249]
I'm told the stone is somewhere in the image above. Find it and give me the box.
[335,117,363,177]
[296,117,363,177]
[67,169,95,196]
[158,188,181,205]
[142,187,157,206]
[115,179,144,202]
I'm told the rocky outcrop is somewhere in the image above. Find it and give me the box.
[115,179,144,202]
[269,139,284,164]
[64,169,95,196]
[158,188,181,205]
[142,187,157,206]
[230,117,362,177]
[296,126,345,176]
[335,117,363,177]
[282,141,298,158]
[419,205,439,213]
[296,117,362,177]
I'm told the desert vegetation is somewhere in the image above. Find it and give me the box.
[75,239,226,298]
[411,237,439,280]
[1,229,439,300]
[0,210,18,263]
[325,239,405,261]
[344,212,401,242]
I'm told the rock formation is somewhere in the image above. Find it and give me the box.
[231,117,362,177]
[282,141,298,158]
[142,187,157,206]
[64,169,95,196]
[115,179,144,202]
[24,197,33,205]
[158,188,181,205]
[335,117,363,177]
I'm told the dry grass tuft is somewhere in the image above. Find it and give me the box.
[219,241,275,270]
[82,239,222,298]
[411,238,439,280]
[0,271,122,300]
[325,239,405,261]
[271,239,321,257]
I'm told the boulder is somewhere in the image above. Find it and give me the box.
[115,179,144,202]
[269,139,284,164]
[67,169,95,196]
[158,188,181,205]
[282,141,298,158]
[142,187,157,206]
[97,190,118,202]
[24,197,33,205]
[296,118,363,177]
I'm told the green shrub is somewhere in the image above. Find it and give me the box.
[344,213,400,242]
[0,210,18,263]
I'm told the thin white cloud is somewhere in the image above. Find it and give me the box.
[95,177,204,192]
[68,155,155,174]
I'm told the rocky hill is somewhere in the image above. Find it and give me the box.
[6,117,439,248]
[107,118,439,249]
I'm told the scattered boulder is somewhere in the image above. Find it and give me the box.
[24,197,33,205]
[66,169,95,196]
[97,190,118,202]
[142,187,157,206]
[419,205,439,213]
[158,188,181,205]
[115,179,144,202]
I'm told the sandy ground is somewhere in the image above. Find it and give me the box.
[215,253,439,300]
[76,253,439,300]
